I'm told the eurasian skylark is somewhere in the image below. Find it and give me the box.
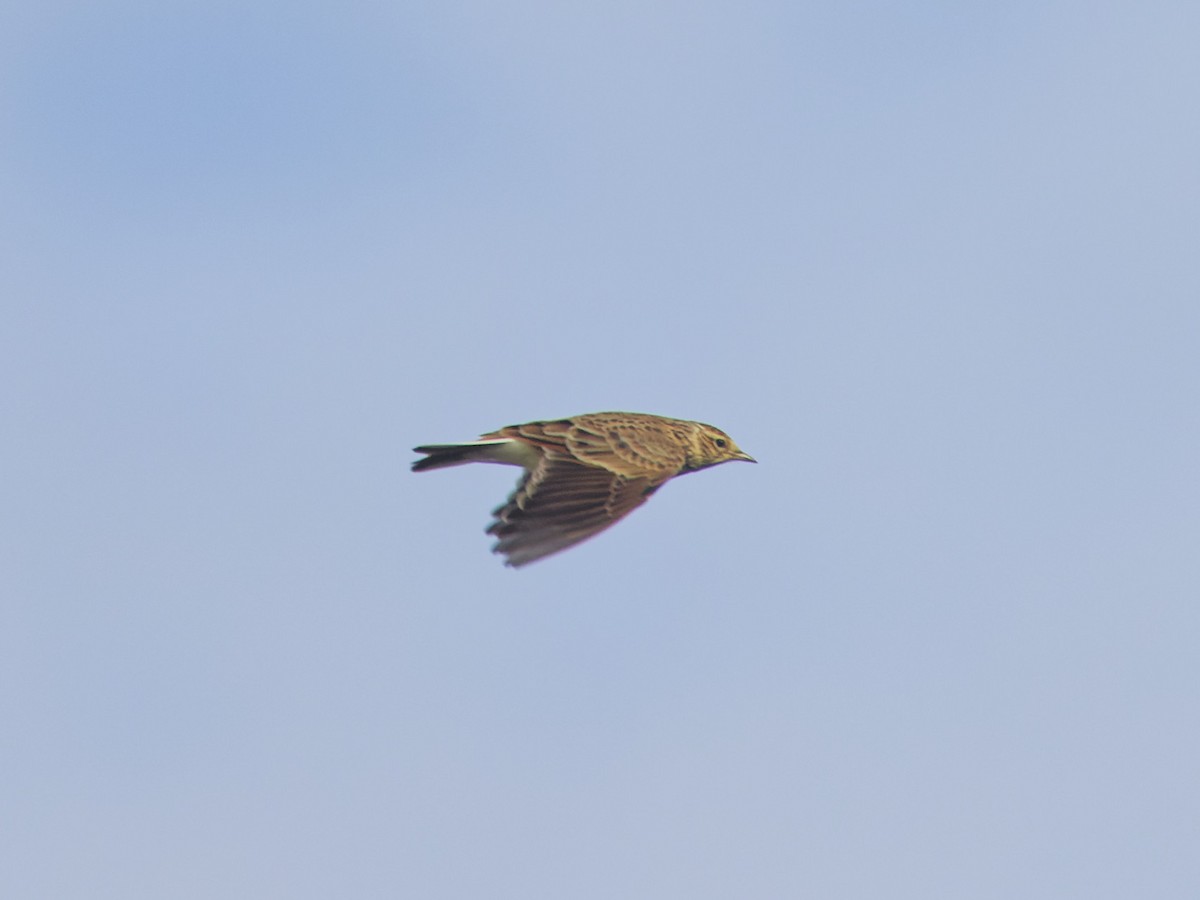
[412,411,755,567]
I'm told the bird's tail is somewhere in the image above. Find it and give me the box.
[411,439,523,472]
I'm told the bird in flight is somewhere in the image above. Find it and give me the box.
[411,411,755,567]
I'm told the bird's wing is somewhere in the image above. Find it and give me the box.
[487,453,664,567]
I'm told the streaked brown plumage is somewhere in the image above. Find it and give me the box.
[412,411,755,567]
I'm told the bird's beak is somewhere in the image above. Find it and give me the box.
[735,451,757,463]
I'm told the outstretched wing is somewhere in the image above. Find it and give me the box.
[487,453,664,567]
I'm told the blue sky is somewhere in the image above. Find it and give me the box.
[3,2,1199,897]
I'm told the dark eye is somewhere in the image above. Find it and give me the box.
[715,438,727,448]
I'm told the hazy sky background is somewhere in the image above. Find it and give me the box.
[3,2,1199,897]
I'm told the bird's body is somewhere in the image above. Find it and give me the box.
[412,411,755,567]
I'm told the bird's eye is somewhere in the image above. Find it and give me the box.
[715,438,727,448]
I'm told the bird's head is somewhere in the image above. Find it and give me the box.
[684,422,756,470]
